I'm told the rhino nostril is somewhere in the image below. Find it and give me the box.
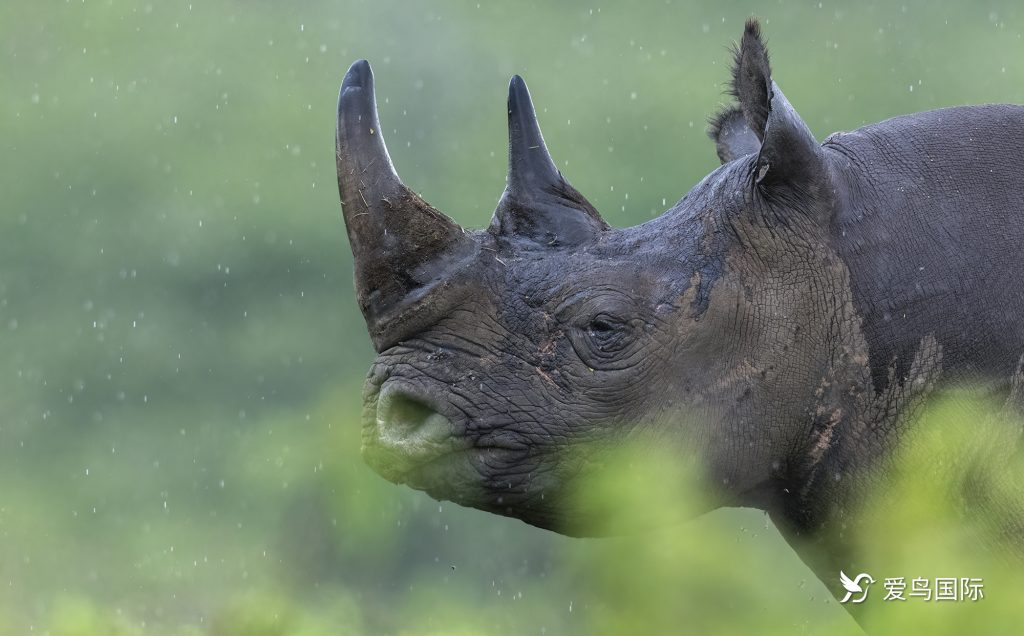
[375,388,453,450]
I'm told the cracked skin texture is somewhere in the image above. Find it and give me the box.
[338,19,1024,601]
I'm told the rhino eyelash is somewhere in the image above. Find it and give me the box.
[588,317,618,335]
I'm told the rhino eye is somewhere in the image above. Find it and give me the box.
[587,315,625,348]
[569,312,643,370]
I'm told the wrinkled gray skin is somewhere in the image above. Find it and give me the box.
[336,20,1024,598]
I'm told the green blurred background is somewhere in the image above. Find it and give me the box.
[2,1,1023,633]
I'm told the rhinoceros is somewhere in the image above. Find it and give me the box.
[335,19,1024,594]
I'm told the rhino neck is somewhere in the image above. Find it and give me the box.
[759,333,943,594]
[824,108,1024,392]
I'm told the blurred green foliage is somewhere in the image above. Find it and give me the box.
[2,0,1024,633]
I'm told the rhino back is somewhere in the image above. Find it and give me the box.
[824,104,1024,389]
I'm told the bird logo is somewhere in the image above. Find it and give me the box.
[839,570,875,604]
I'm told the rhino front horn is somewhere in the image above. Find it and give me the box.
[490,75,607,247]
[336,60,476,349]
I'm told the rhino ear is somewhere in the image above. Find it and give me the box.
[708,105,761,164]
[729,20,827,197]
[730,20,772,142]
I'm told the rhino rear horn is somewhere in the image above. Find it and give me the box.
[490,76,607,247]
[336,60,476,348]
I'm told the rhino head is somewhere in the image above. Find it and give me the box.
[336,22,904,537]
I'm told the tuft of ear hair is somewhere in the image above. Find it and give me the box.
[729,18,772,141]
[707,105,762,163]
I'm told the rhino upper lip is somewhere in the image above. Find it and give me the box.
[367,378,466,433]
[367,374,526,447]
[365,380,534,478]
